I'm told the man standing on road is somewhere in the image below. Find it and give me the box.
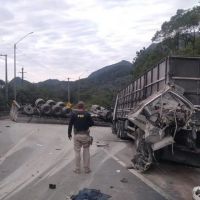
[68,101,94,174]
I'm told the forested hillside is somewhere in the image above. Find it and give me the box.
[132,6,200,78]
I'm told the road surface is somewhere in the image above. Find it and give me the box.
[0,119,198,199]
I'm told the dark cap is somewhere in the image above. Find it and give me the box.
[77,101,85,109]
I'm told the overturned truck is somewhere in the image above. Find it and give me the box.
[112,56,200,172]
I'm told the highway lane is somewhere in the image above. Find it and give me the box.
[0,119,198,199]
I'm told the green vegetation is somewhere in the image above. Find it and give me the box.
[133,6,200,78]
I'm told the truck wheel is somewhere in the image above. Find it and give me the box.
[119,121,125,139]
[116,121,121,138]
[112,122,117,134]
[116,121,127,139]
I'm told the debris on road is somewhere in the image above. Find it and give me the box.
[116,170,120,173]
[70,188,111,200]
[49,184,56,189]
[120,178,128,183]
[5,125,10,127]
[90,104,112,123]
[36,143,43,147]
[193,186,200,200]
[125,164,134,169]
[96,142,109,147]
[55,148,62,150]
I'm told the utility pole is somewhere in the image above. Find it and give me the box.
[14,43,16,100]
[78,76,80,102]
[14,31,34,100]
[0,54,8,102]
[19,67,26,86]
[67,77,70,103]
[77,71,87,102]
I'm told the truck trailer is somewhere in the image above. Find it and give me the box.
[112,56,200,172]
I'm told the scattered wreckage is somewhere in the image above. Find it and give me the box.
[112,56,200,172]
[10,98,71,124]
[90,104,112,122]
[10,100,111,126]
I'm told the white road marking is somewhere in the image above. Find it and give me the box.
[0,130,35,165]
[103,149,174,200]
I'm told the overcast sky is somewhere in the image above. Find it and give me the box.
[0,0,198,83]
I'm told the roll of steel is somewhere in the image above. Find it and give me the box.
[35,98,45,107]
[56,101,65,107]
[41,104,51,115]
[23,104,34,115]
[52,105,62,116]
[46,100,56,106]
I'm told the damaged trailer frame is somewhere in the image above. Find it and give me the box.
[112,56,200,172]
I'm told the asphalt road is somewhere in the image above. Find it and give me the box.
[0,119,198,200]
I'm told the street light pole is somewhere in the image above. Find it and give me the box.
[5,55,8,102]
[13,31,34,100]
[14,43,16,100]
[77,71,87,102]
[0,54,8,102]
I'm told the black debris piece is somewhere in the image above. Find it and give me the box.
[96,143,109,147]
[120,178,128,183]
[49,184,56,189]
[71,188,111,200]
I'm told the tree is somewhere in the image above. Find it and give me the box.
[152,6,200,44]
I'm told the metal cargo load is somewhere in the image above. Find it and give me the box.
[112,56,200,172]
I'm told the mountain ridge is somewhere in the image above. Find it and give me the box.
[7,60,133,107]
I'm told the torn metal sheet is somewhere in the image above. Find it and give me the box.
[127,86,196,172]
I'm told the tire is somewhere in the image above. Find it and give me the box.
[116,121,121,138]
[112,121,117,134]
[116,120,127,139]
[120,120,128,139]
